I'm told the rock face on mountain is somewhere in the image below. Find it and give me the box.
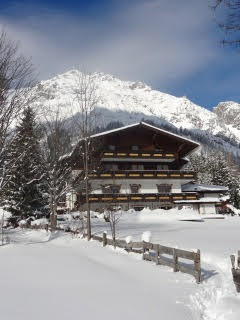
[213,101,240,130]
[31,70,240,156]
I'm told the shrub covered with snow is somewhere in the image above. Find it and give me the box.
[31,218,48,226]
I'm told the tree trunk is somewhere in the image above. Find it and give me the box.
[85,138,91,240]
[50,193,57,230]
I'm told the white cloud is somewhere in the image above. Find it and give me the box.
[0,0,218,88]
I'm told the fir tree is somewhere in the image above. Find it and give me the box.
[210,153,237,206]
[188,149,240,208]
[3,107,47,220]
[188,151,212,184]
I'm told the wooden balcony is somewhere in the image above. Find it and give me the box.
[87,193,198,203]
[88,170,197,180]
[102,151,176,160]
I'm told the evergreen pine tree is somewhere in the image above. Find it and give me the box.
[188,148,240,208]
[187,150,212,184]
[210,153,238,206]
[3,107,47,220]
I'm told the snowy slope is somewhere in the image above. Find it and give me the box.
[31,70,240,154]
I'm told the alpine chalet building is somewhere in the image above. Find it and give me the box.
[66,122,228,214]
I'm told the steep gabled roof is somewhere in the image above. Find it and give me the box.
[90,122,200,148]
[67,121,200,162]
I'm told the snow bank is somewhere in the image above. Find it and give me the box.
[31,218,48,226]
[19,219,27,226]
[137,207,201,223]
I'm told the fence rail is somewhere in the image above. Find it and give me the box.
[92,233,201,283]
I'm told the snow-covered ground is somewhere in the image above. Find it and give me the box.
[1,209,240,319]
[59,208,240,319]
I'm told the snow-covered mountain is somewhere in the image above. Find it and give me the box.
[213,101,240,130]
[31,70,240,157]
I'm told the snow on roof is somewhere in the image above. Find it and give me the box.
[90,122,199,146]
[90,123,139,138]
[182,182,228,193]
[174,198,221,204]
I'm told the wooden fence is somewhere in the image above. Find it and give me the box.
[230,251,240,292]
[92,233,201,283]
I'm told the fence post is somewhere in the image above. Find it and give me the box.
[238,251,240,268]
[142,241,146,260]
[130,241,133,252]
[173,248,178,272]
[103,232,107,247]
[230,252,240,293]
[127,241,133,253]
[230,254,235,268]
[194,249,201,283]
[155,244,159,265]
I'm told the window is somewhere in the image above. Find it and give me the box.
[157,164,168,170]
[131,164,144,170]
[159,205,172,210]
[144,163,156,170]
[131,145,139,151]
[108,145,116,151]
[105,163,118,171]
[79,182,91,194]
[130,184,141,194]
[101,184,121,194]
[133,206,144,211]
[157,184,172,193]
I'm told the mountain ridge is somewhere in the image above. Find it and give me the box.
[30,70,240,157]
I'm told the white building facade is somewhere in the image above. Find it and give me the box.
[66,122,228,213]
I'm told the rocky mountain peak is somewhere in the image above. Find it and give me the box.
[213,101,240,130]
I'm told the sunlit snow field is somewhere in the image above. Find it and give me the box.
[0,209,240,320]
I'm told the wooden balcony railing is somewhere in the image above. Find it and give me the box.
[102,151,176,160]
[88,170,197,180]
[87,193,198,203]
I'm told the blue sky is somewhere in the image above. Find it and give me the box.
[1,0,240,110]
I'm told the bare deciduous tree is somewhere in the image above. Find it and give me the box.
[0,29,34,150]
[104,205,122,245]
[71,70,100,240]
[0,29,35,200]
[41,105,72,230]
